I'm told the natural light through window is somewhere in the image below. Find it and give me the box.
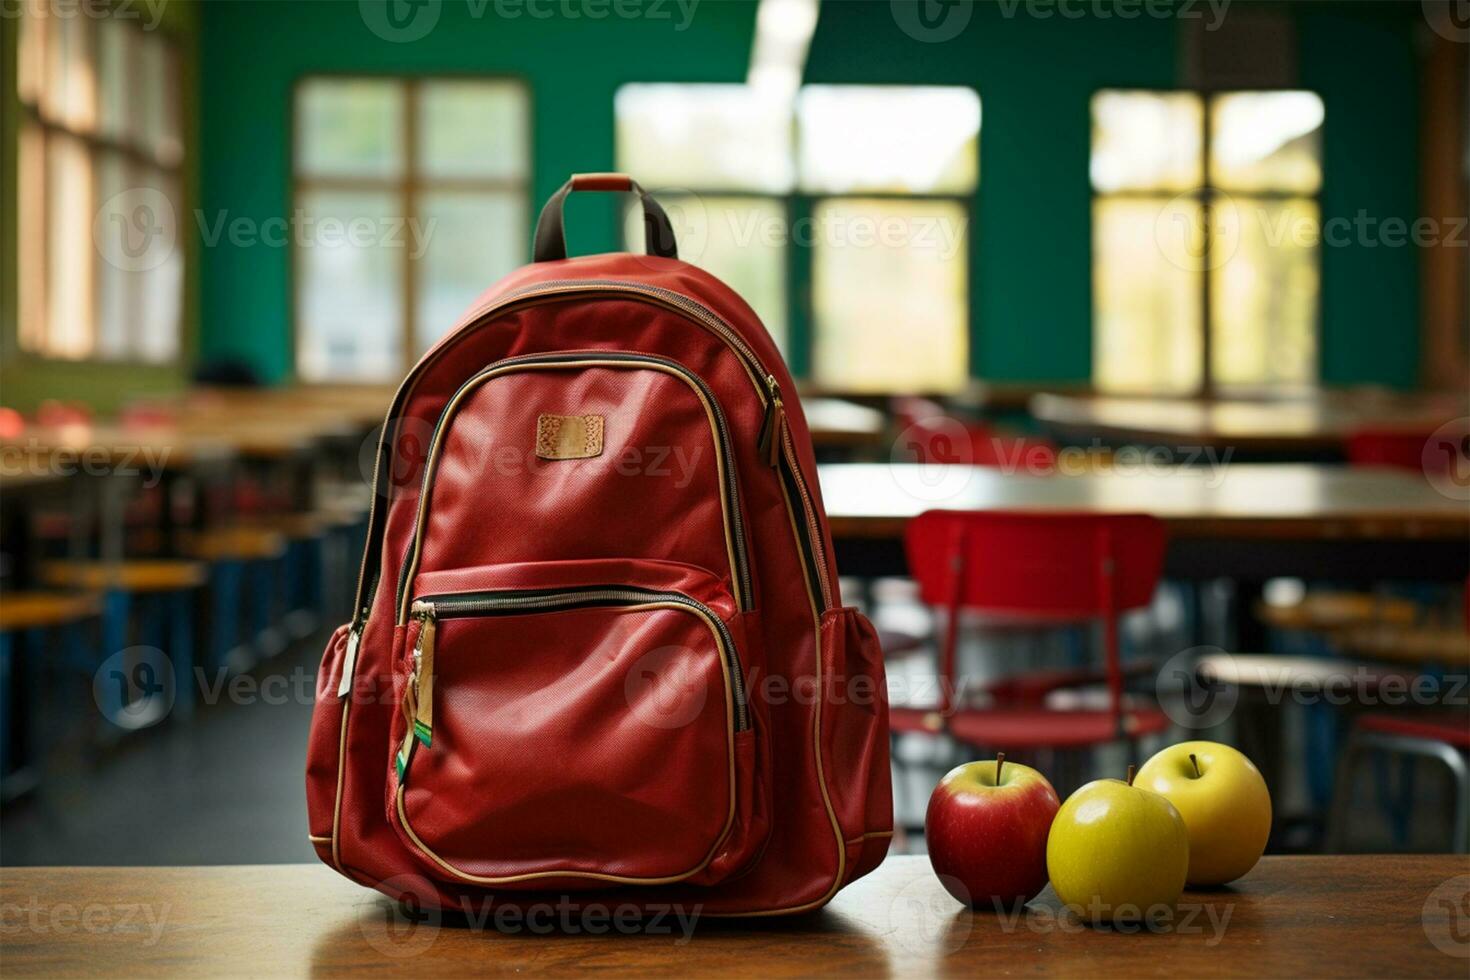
[616,83,978,391]
[16,6,183,363]
[293,77,529,382]
[1091,89,1322,395]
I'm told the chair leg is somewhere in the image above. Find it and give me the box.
[1325,733,1364,852]
[1304,700,1338,813]
[210,559,243,673]
[1353,732,1470,854]
[99,589,131,731]
[170,590,195,722]
[0,631,12,781]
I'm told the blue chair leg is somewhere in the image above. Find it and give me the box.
[170,590,195,721]
[1304,700,1337,811]
[211,560,243,673]
[0,631,12,781]
[99,590,132,727]
[249,558,273,653]
[304,535,324,616]
[141,592,166,651]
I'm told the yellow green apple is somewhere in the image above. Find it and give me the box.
[1045,769,1189,923]
[1135,740,1271,886]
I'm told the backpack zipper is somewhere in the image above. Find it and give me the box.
[404,586,750,745]
[391,352,754,620]
[352,279,834,637]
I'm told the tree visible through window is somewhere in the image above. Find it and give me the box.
[293,77,529,382]
[1091,89,1323,395]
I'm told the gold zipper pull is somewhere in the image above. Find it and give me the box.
[335,623,362,698]
[411,604,436,747]
[757,374,786,468]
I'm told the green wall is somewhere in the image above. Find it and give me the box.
[198,0,755,383]
[805,0,1422,387]
[2,0,1428,404]
[1299,5,1421,387]
[806,0,1177,383]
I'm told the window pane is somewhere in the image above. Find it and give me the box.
[18,124,48,353]
[136,31,183,167]
[1093,197,1202,394]
[798,86,979,194]
[812,199,968,392]
[624,195,788,353]
[46,134,96,359]
[136,171,184,362]
[417,80,528,180]
[1211,197,1319,390]
[45,10,97,132]
[414,192,525,354]
[615,84,793,193]
[296,79,403,179]
[96,154,136,359]
[1210,92,1323,193]
[18,4,48,106]
[96,17,133,143]
[296,190,403,381]
[1091,91,1203,192]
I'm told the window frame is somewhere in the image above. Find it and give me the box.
[15,9,187,367]
[1090,86,1323,397]
[616,83,979,394]
[288,72,533,384]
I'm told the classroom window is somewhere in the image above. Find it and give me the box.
[293,77,529,382]
[1091,89,1323,395]
[616,83,978,392]
[16,6,184,363]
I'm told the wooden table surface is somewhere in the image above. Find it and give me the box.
[1030,391,1463,454]
[803,397,888,449]
[819,462,1470,541]
[1,856,1465,977]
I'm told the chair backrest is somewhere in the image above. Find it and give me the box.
[890,396,946,432]
[905,510,1167,615]
[1345,428,1460,474]
[896,415,1059,473]
[904,510,1167,720]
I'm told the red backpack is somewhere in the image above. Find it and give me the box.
[306,174,892,916]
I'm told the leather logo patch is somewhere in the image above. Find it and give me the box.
[535,414,604,460]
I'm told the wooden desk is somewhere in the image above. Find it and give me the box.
[803,397,888,451]
[1031,391,1463,456]
[1,856,1464,977]
[820,463,1470,583]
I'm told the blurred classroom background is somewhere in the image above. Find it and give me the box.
[1,0,1466,864]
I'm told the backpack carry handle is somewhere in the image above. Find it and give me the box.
[532,173,679,263]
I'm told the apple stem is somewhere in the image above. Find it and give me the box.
[1190,753,1201,779]
[996,752,1005,785]
[1126,764,1136,787]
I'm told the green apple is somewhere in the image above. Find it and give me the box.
[1136,740,1271,886]
[1045,770,1189,923]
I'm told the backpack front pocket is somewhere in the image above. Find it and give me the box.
[387,577,762,889]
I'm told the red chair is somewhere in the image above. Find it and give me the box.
[890,396,946,432]
[1347,427,1467,475]
[895,511,1172,756]
[894,411,1057,474]
[1328,712,1469,853]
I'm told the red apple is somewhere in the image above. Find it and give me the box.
[926,754,1060,908]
